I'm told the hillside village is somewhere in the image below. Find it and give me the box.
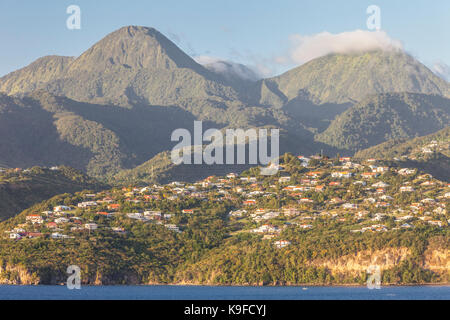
[3,154,449,250]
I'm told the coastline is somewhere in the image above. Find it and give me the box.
[1,283,449,287]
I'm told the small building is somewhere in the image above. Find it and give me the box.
[85,223,98,231]
[274,240,291,249]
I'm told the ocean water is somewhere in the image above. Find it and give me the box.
[0,285,449,300]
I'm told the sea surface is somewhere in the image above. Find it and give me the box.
[0,285,449,300]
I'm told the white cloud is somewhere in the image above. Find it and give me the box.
[194,30,408,79]
[431,61,450,81]
[280,30,404,65]
[194,56,262,81]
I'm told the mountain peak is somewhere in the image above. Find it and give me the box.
[262,50,449,104]
[66,25,201,73]
[113,25,159,36]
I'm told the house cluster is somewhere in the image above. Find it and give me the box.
[392,139,449,161]
[3,155,449,250]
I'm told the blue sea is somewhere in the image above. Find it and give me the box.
[0,285,449,300]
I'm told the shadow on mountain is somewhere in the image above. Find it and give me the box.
[0,95,93,169]
[385,153,450,182]
[283,97,352,133]
[48,97,223,167]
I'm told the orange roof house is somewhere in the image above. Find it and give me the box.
[108,204,121,210]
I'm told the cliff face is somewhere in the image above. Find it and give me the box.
[0,263,39,285]
[0,263,143,286]
[312,247,411,274]
[173,240,449,286]
[424,249,449,270]
[423,237,450,277]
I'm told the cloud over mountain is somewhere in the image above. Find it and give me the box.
[194,56,261,81]
[279,30,404,66]
[432,61,450,81]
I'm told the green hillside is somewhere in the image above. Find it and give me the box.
[0,166,105,220]
[0,56,74,95]
[316,93,450,151]
[355,126,450,159]
[258,51,450,105]
[354,126,450,182]
[0,91,203,178]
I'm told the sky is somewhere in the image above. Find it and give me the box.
[0,0,449,78]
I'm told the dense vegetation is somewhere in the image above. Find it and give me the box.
[175,228,448,285]
[258,50,449,105]
[317,93,450,151]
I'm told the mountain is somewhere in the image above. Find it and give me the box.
[113,150,257,185]
[0,166,105,220]
[256,51,450,106]
[0,90,299,180]
[0,26,449,183]
[54,26,241,107]
[316,93,450,151]
[0,27,250,123]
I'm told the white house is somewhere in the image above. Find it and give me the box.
[165,224,181,232]
[78,201,98,208]
[54,205,72,212]
[274,240,291,248]
[84,223,98,231]
[342,203,358,209]
[372,182,389,188]
[9,233,22,240]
